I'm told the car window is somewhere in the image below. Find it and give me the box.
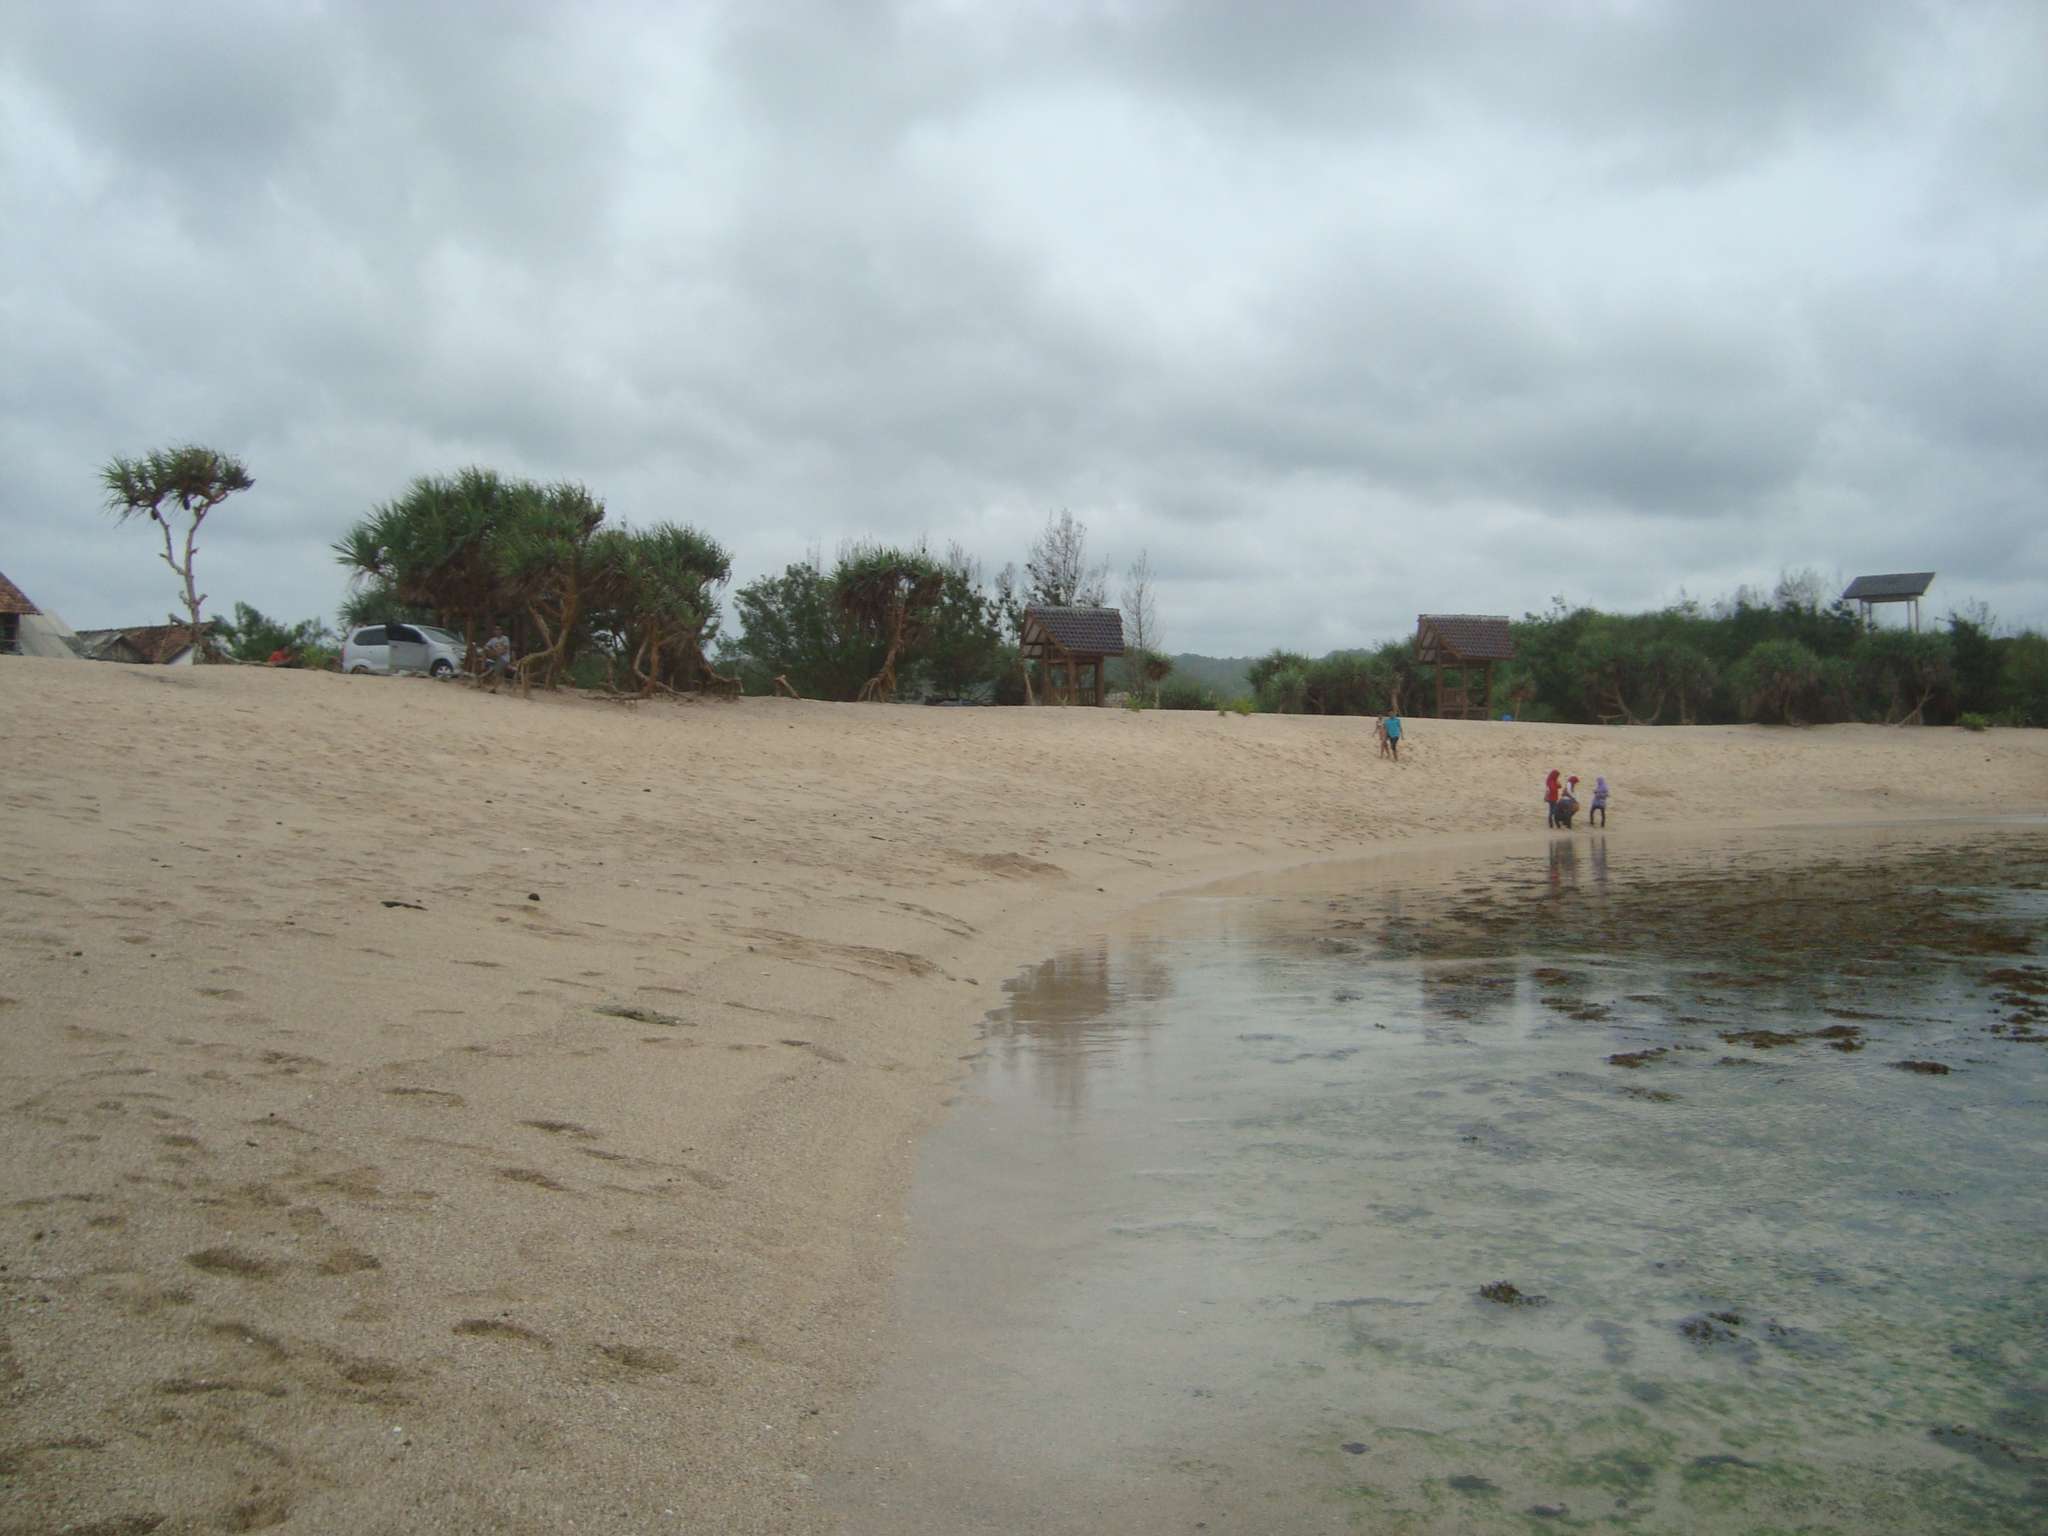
[389,625,422,644]
[352,627,387,646]
[420,627,461,646]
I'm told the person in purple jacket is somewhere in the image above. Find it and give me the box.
[1589,776,1611,827]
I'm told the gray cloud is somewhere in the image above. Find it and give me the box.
[2,0,2042,653]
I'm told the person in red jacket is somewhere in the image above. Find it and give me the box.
[1544,768,1562,826]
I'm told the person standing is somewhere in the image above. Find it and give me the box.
[1545,768,1563,826]
[1383,711,1402,761]
[1373,715,1391,759]
[1589,776,1611,827]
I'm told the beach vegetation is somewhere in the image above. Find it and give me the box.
[585,523,733,696]
[1023,509,1109,607]
[1119,550,1163,702]
[729,543,1011,703]
[918,546,1014,701]
[220,603,335,668]
[336,468,729,694]
[1957,712,1989,732]
[727,558,875,701]
[1157,677,1216,710]
[336,577,438,633]
[101,444,254,662]
[497,481,608,690]
[1853,628,1954,726]
[333,467,523,666]
[1729,639,1825,725]
[1118,648,1174,698]
[833,544,948,702]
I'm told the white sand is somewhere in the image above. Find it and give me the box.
[2,659,2043,1533]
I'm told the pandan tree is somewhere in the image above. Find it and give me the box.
[101,445,254,661]
[497,481,607,690]
[1651,642,1718,726]
[333,467,521,666]
[1730,638,1824,725]
[833,544,946,702]
[1855,629,1954,726]
[589,523,733,695]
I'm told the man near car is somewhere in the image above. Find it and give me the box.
[482,626,515,689]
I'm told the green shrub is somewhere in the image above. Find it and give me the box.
[1121,691,1151,712]
[1157,678,1216,711]
[1730,638,1824,725]
[1221,695,1255,716]
[566,651,615,691]
[1958,712,1990,732]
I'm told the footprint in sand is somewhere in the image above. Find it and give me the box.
[597,1343,679,1375]
[383,1087,465,1107]
[225,1492,292,1530]
[185,1247,282,1280]
[453,1318,553,1346]
[497,1167,570,1192]
[520,1119,597,1140]
[317,1247,382,1275]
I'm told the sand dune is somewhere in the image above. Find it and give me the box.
[2,659,2043,1533]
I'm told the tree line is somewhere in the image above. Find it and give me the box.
[99,443,2042,725]
[1223,573,2048,728]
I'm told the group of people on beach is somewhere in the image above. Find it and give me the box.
[1545,768,1609,829]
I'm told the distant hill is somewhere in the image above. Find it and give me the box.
[1164,653,1254,700]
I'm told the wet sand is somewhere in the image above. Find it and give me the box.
[825,825,2048,1533]
[2,657,2045,1533]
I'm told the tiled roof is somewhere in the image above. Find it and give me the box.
[1842,572,1935,601]
[74,621,220,663]
[0,570,39,616]
[1416,614,1515,663]
[1023,605,1125,655]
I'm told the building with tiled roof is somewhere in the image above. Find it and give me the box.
[1020,605,1125,705]
[1415,614,1516,720]
[75,621,223,666]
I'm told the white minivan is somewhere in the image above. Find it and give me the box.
[341,623,467,677]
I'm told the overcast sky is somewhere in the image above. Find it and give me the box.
[4,0,2043,654]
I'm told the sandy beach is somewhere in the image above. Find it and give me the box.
[3,658,2045,1535]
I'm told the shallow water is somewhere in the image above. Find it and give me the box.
[826,825,2048,1534]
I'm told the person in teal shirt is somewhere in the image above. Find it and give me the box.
[1382,712,1402,761]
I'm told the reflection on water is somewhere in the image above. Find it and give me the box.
[986,942,1177,1110]
[827,827,2048,1535]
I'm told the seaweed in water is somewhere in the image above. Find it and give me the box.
[1678,1311,1756,1355]
[1894,1059,1953,1075]
[1606,1048,1667,1069]
[1479,1281,1548,1307]
[1719,1029,1804,1049]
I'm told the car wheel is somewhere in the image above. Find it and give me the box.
[349,665,371,675]
[431,659,454,678]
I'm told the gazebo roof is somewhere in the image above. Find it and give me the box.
[1022,605,1125,656]
[0,570,40,616]
[1415,613,1514,663]
[1841,572,1935,602]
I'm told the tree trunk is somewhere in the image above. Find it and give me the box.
[859,602,907,703]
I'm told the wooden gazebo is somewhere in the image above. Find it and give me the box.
[1843,572,1935,633]
[1021,605,1124,706]
[1415,614,1514,720]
